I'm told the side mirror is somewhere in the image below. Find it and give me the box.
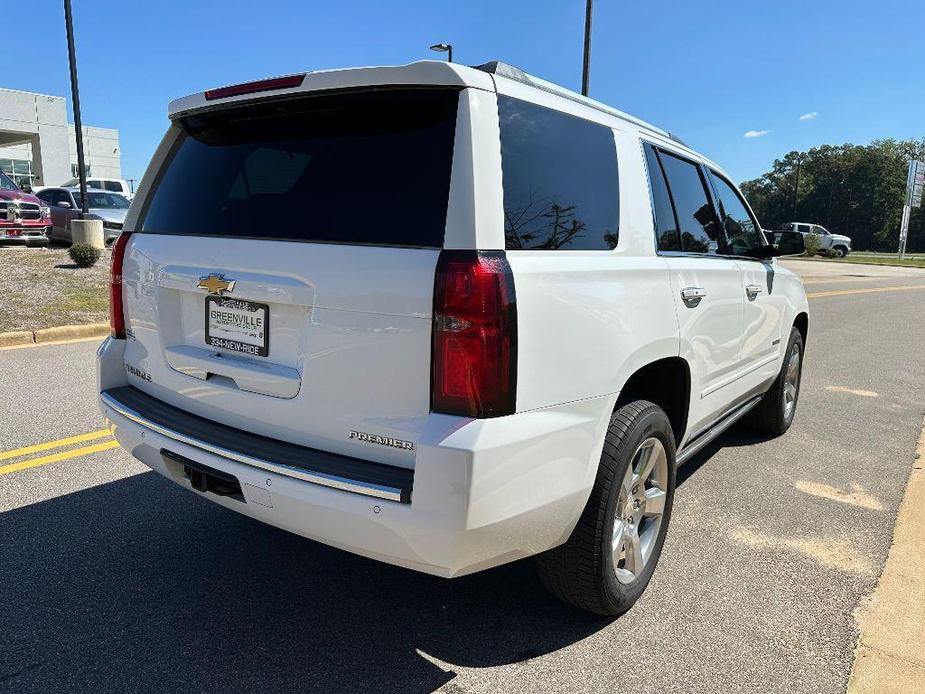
[59,201,72,209]
[767,230,806,256]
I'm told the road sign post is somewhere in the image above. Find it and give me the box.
[899,205,911,259]
[899,160,924,259]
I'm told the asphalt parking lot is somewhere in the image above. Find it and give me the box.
[2,259,924,694]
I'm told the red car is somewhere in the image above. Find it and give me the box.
[0,170,52,246]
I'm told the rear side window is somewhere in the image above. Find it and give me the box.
[643,143,681,251]
[499,96,618,250]
[139,88,460,247]
[653,149,723,254]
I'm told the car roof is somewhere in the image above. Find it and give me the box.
[167,59,725,178]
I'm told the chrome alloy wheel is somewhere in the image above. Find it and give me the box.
[783,342,801,421]
[612,437,669,585]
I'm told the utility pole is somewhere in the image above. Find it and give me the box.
[64,0,89,217]
[791,155,804,219]
[581,0,593,96]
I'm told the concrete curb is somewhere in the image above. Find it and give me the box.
[0,331,36,348]
[847,416,925,692]
[0,323,109,349]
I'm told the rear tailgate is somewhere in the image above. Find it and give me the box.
[120,87,462,468]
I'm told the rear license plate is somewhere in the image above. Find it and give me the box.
[205,296,269,357]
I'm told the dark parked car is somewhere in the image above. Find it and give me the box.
[35,187,129,245]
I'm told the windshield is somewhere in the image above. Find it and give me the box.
[74,191,130,209]
[0,170,20,192]
[139,88,460,247]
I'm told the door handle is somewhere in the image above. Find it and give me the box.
[680,287,707,307]
[745,284,763,299]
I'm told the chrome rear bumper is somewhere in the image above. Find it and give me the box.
[100,386,413,503]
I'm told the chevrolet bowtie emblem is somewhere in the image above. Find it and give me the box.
[197,274,236,295]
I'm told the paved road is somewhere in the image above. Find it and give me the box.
[2,260,924,694]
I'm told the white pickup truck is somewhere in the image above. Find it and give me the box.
[97,60,809,615]
[780,222,852,257]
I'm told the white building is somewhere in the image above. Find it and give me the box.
[0,86,122,189]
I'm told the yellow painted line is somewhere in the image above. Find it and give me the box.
[0,439,119,476]
[801,277,889,285]
[0,428,112,462]
[0,335,104,351]
[794,479,883,511]
[808,284,925,299]
[826,385,879,398]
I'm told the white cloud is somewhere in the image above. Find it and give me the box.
[744,130,769,138]
[799,111,818,121]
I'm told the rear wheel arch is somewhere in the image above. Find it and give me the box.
[793,312,809,345]
[615,357,691,448]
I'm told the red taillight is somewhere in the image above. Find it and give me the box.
[432,251,517,418]
[204,74,306,100]
[110,232,132,339]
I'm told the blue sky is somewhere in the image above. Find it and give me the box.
[5,1,923,185]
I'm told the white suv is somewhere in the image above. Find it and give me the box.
[97,61,809,615]
[62,177,134,201]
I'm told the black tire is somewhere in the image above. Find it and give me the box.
[834,246,848,258]
[743,326,804,435]
[535,400,676,616]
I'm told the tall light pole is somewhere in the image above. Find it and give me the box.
[430,43,453,63]
[581,0,593,96]
[64,0,89,217]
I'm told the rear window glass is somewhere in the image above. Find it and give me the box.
[140,88,460,247]
[498,96,618,251]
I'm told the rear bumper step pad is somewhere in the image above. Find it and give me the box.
[101,385,414,503]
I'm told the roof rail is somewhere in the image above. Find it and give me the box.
[474,61,683,144]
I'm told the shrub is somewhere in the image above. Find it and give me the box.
[69,243,102,268]
[803,232,821,257]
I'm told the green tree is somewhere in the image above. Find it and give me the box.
[741,138,925,252]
